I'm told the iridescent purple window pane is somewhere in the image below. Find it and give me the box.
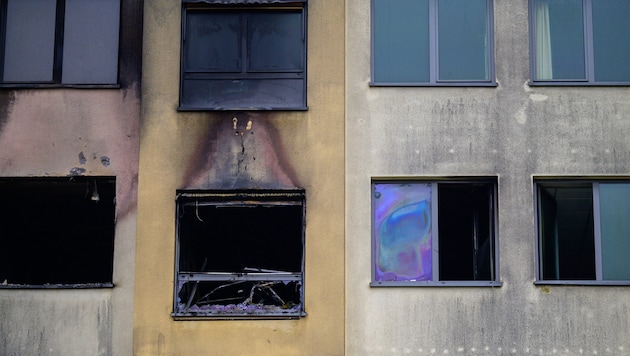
[373,183,432,281]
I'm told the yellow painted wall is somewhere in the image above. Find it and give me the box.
[134,0,345,355]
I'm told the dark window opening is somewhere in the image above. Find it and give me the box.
[438,183,494,281]
[174,190,305,319]
[0,177,116,287]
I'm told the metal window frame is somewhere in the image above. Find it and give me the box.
[533,178,630,285]
[172,189,307,319]
[529,0,630,86]
[0,0,121,88]
[370,177,502,287]
[178,2,308,111]
[369,0,496,87]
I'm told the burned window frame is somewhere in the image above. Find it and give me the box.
[0,176,116,289]
[173,189,306,319]
[371,178,501,287]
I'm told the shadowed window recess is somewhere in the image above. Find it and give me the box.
[535,180,630,284]
[179,0,307,110]
[371,179,500,287]
[530,0,630,85]
[371,0,495,86]
[0,177,116,288]
[173,190,306,319]
[0,0,120,86]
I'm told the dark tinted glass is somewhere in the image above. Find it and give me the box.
[186,12,242,72]
[373,0,429,82]
[249,11,303,72]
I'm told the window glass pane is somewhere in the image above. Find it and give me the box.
[438,183,493,281]
[592,0,630,82]
[248,11,303,72]
[598,183,630,280]
[185,12,241,72]
[62,0,120,84]
[534,0,585,80]
[373,183,432,281]
[538,184,595,280]
[438,0,488,81]
[3,0,56,82]
[373,0,429,82]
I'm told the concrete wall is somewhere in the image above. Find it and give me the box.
[0,1,143,355]
[133,0,344,355]
[346,0,630,354]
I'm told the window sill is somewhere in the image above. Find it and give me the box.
[529,81,630,87]
[534,280,630,286]
[370,281,502,287]
[177,105,308,112]
[369,82,497,87]
[0,84,121,90]
[172,311,306,320]
[0,283,114,289]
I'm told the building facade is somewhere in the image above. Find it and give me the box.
[346,0,630,354]
[0,0,143,355]
[133,0,344,354]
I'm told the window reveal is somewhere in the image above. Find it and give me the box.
[371,179,500,286]
[174,190,306,319]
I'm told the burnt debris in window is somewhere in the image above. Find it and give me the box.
[174,190,305,319]
[0,177,116,287]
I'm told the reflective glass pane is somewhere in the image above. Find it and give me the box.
[62,0,120,84]
[249,12,303,72]
[185,12,241,72]
[592,0,630,82]
[438,0,488,80]
[373,183,432,281]
[550,0,585,79]
[538,184,595,280]
[3,0,56,82]
[373,0,429,82]
[599,183,630,280]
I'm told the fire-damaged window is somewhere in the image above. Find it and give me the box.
[0,177,116,288]
[178,0,307,111]
[371,178,501,287]
[0,0,120,86]
[173,190,306,319]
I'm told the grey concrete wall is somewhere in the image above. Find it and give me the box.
[346,0,630,354]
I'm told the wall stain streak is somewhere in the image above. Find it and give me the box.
[184,112,300,190]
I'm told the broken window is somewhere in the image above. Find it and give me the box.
[0,177,116,287]
[173,190,306,319]
[371,179,500,286]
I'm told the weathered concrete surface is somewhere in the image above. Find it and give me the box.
[346,0,630,354]
[133,0,345,354]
